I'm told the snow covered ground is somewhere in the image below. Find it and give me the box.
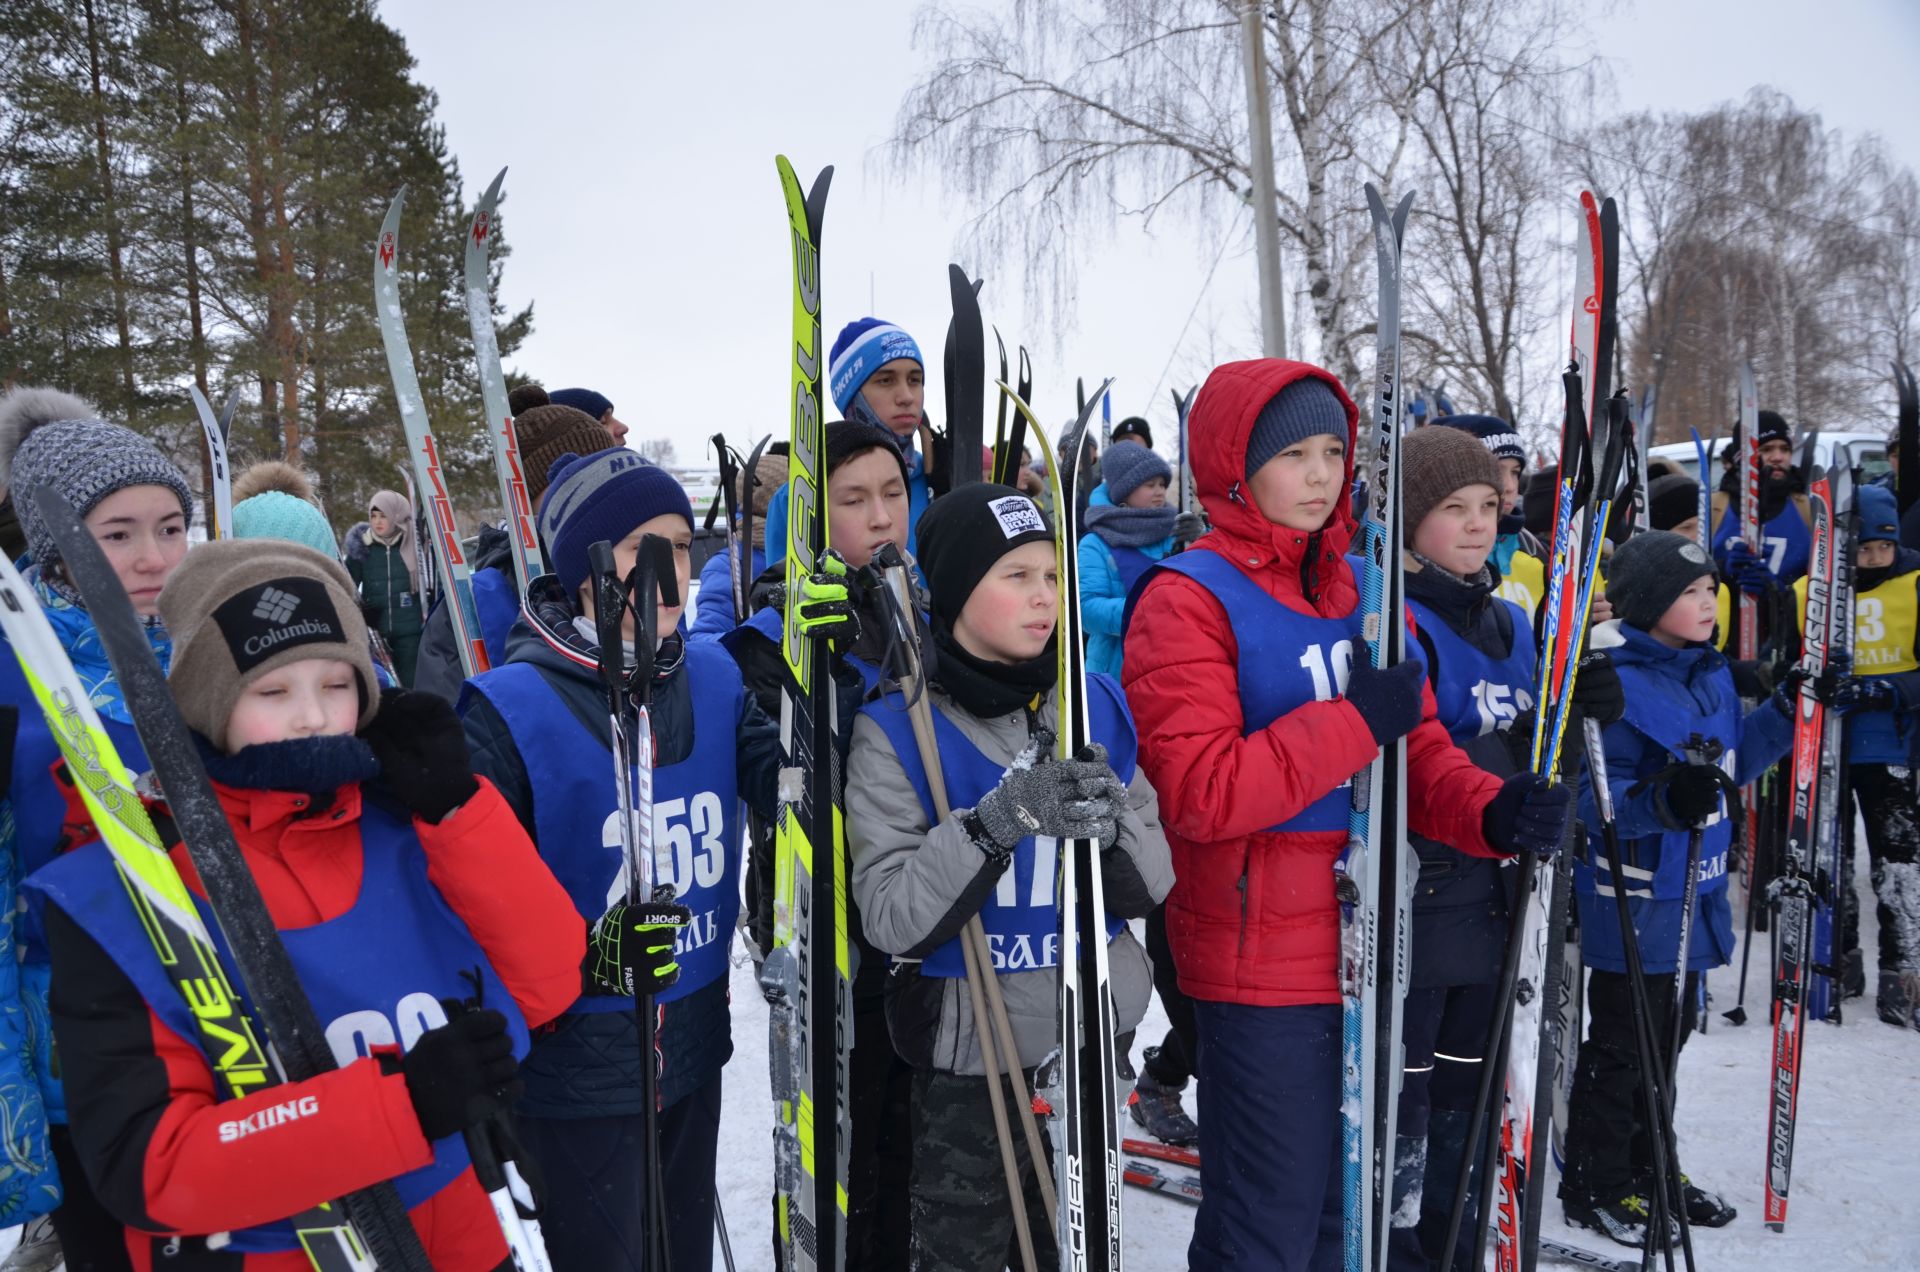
[710,858,1920,1270]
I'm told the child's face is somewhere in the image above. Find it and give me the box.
[1669,515,1701,545]
[828,448,910,569]
[1858,539,1897,570]
[1498,458,1524,514]
[1123,477,1169,510]
[82,485,189,618]
[1651,575,1719,648]
[953,540,1058,665]
[226,658,361,751]
[578,513,695,645]
[1411,484,1500,577]
[1246,433,1346,532]
[860,359,925,439]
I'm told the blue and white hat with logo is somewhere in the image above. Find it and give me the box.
[828,317,923,415]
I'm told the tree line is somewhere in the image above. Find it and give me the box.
[890,0,1920,453]
[0,0,532,535]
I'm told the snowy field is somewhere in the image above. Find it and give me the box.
[0,822,1912,1270]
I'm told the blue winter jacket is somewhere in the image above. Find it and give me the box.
[690,542,767,641]
[1571,623,1793,975]
[1078,531,1175,679]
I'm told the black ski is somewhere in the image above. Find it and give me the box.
[945,264,986,491]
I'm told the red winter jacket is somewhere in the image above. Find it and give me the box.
[42,776,584,1272]
[1122,358,1505,1008]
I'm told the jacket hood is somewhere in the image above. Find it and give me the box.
[1610,618,1727,679]
[1188,359,1359,568]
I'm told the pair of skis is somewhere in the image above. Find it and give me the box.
[374,169,549,681]
[990,334,1034,488]
[1764,446,1855,1230]
[1337,183,1414,1272]
[193,387,241,541]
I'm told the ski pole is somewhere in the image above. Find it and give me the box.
[713,1193,737,1272]
[1582,721,1692,1272]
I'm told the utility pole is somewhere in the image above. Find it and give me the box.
[1240,0,1287,359]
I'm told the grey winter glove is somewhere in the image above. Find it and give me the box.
[1172,511,1206,550]
[964,740,1125,861]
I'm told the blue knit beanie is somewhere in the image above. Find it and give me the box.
[828,317,922,415]
[1856,483,1900,545]
[232,491,339,560]
[1101,442,1172,504]
[1245,377,1349,479]
[550,387,613,422]
[538,449,693,597]
[1434,413,1526,467]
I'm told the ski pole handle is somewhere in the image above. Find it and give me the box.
[588,541,627,700]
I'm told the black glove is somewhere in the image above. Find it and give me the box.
[1569,652,1624,726]
[1342,656,1426,748]
[1172,511,1206,550]
[1832,675,1899,715]
[1772,663,1816,717]
[1729,659,1774,700]
[400,1009,521,1142]
[1482,773,1573,860]
[360,688,480,824]
[1655,764,1729,829]
[585,896,692,997]
[965,739,1125,860]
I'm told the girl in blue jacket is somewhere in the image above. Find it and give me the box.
[1076,444,1200,679]
[1560,530,1795,1248]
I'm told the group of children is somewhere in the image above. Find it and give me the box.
[0,321,1909,1272]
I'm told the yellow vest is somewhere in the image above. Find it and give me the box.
[1794,571,1920,674]
[1499,550,1545,616]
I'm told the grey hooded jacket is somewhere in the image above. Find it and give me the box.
[846,681,1175,1076]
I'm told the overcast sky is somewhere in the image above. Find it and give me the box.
[378,0,1920,469]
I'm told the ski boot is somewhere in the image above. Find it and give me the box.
[1564,1191,1679,1250]
[1677,1175,1737,1227]
[1877,973,1919,1030]
[0,1216,62,1272]
[1843,948,1867,1000]
[1126,1047,1198,1145]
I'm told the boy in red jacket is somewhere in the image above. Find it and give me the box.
[1123,359,1571,1271]
[25,541,601,1270]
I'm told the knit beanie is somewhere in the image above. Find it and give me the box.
[1245,377,1349,479]
[517,404,616,508]
[1756,409,1792,448]
[160,540,378,752]
[1648,473,1703,533]
[1856,483,1900,546]
[1433,413,1526,467]
[538,449,693,598]
[1605,530,1717,632]
[1524,466,1560,539]
[1401,425,1503,534]
[0,386,194,574]
[550,387,614,423]
[827,317,923,415]
[827,419,909,487]
[1111,417,1153,448]
[229,461,338,560]
[507,383,549,416]
[1100,441,1172,504]
[915,483,1053,628]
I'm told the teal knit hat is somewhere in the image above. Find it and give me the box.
[233,490,339,559]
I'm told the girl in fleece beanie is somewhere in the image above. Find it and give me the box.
[844,483,1173,1272]
[23,539,584,1269]
[458,449,786,1272]
[0,385,196,1253]
[1121,360,1571,1270]
[1557,530,1800,1243]
[1076,442,1204,679]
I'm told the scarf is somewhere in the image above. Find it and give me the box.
[35,568,171,727]
[367,489,419,592]
[199,733,381,798]
[1083,501,1176,549]
[929,620,1056,720]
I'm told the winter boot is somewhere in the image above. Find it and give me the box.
[1877,973,1919,1029]
[1564,1191,1679,1250]
[1843,948,1867,1000]
[1126,1052,1198,1145]
[1678,1175,1736,1228]
[0,1216,63,1272]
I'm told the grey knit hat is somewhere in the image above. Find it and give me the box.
[1401,426,1503,534]
[1606,530,1717,632]
[1099,441,1173,504]
[1246,377,1350,479]
[0,387,194,573]
[160,539,378,752]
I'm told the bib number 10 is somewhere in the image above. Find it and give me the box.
[1299,640,1356,701]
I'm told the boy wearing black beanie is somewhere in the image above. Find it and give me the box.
[846,483,1174,1272]
[1559,531,1801,1244]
